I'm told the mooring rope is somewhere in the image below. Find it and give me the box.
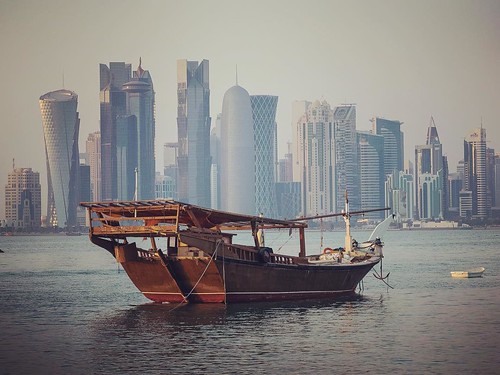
[167,240,222,312]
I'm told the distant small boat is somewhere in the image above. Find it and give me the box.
[450,267,485,278]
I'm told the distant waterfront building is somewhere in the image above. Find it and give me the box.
[358,131,384,219]
[295,100,334,216]
[115,115,137,200]
[372,117,404,176]
[251,95,278,218]
[462,127,489,219]
[86,132,101,201]
[99,62,131,201]
[4,167,41,228]
[291,100,311,183]
[334,105,359,211]
[385,171,414,222]
[155,172,175,199]
[79,164,91,203]
[277,142,293,183]
[210,114,221,209]
[122,59,155,200]
[176,59,211,207]
[275,181,301,220]
[414,117,446,220]
[220,84,255,215]
[163,143,178,201]
[39,89,80,227]
[448,172,462,218]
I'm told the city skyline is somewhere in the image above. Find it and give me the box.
[1,0,500,216]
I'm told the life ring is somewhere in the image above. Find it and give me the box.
[323,247,334,254]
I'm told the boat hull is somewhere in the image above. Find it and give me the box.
[115,244,379,303]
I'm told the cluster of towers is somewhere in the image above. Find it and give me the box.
[3,58,499,229]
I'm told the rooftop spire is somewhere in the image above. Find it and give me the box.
[426,116,440,145]
[235,64,238,86]
[137,57,144,77]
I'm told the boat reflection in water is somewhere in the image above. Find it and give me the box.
[81,195,391,304]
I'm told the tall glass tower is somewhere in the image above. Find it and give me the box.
[334,104,359,211]
[358,131,384,218]
[99,62,131,201]
[251,95,278,218]
[39,89,80,227]
[463,127,489,219]
[122,59,155,200]
[373,117,404,176]
[177,59,211,207]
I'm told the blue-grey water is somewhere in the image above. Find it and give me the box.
[1,229,499,374]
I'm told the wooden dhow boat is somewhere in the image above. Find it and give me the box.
[81,197,390,303]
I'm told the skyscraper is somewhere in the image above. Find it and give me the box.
[86,132,101,201]
[358,131,384,218]
[462,127,489,219]
[39,89,80,227]
[220,84,255,215]
[251,95,278,218]
[100,62,131,201]
[415,117,445,219]
[122,59,155,199]
[177,59,211,207]
[295,100,334,216]
[115,115,137,200]
[373,117,404,176]
[4,167,41,228]
[334,104,359,211]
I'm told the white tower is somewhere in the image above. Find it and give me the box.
[220,85,255,215]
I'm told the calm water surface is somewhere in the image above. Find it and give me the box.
[1,229,499,374]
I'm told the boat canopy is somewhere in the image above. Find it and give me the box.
[80,200,307,238]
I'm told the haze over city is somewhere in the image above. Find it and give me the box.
[1,0,499,216]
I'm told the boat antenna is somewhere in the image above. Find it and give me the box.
[133,167,138,201]
[343,190,352,253]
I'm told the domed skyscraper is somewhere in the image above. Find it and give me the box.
[220,84,255,215]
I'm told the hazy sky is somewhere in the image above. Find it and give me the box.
[1,0,499,217]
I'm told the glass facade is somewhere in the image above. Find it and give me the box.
[39,89,80,227]
[334,105,359,211]
[358,131,384,219]
[99,62,131,201]
[251,95,278,218]
[177,59,211,207]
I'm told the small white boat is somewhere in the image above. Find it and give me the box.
[450,267,485,278]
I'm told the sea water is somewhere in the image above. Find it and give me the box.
[1,229,499,374]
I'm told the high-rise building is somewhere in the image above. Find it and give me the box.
[99,62,131,201]
[358,131,384,218]
[86,132,101,201]
[292,100,311,183]
[295,100,335,216]
[334,104,359,211]
[122,59,155,199]
[251,95,278,218]
[278,142,293,183]
[220,84,255,215]
[39,89,80,227]
[385,171,414,222]
[177,59,211,207]
[210,114,221,209]
[372,117,404,176]
[4,167,41,228]
[115,115,137,200]
[163,142,178,201]
[462,127,489,219]
[415,117,445,220]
